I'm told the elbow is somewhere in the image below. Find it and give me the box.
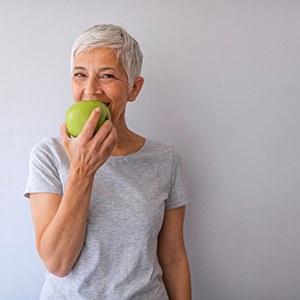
[36,241,76,277]
[48,266,71,278]
[41,254,73,278]
[158,247,189,269]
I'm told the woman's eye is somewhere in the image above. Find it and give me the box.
[100,74,115,80]
[74,72,86,78]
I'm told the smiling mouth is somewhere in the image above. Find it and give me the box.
[84,99,110,107]
[102,102,110,111]
[102,102,111,113]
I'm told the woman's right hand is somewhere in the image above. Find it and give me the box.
[30,108,116,277]
[60,107,117,177]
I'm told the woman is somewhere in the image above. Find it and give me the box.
[25,24,191,299]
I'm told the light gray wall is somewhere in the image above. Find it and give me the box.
[1,1,300,299]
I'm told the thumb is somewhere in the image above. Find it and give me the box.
[60,122,71,144]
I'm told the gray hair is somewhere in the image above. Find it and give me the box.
[71,24,143,87]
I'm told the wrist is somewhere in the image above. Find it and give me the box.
[68,164,96,181]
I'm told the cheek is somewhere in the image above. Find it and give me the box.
[111,86,130,101]
[72,82,82,102]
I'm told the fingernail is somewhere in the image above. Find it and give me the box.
[95,107,100,113]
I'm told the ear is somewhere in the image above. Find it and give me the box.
[128,76,144,102]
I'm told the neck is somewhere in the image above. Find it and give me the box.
[111,121,145,156]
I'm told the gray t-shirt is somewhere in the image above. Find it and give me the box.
[25,137,190,300]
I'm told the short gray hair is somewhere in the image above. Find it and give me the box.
[71,24,143,87]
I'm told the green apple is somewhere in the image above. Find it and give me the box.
[66,101,110,137]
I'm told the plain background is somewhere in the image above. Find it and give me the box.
[1,1,300,299]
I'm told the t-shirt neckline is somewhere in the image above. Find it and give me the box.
[108,138,150,160]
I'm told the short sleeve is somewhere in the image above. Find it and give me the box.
[24,138,63,198]
[165,149,190,210]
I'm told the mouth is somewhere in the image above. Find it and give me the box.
[81,99,111,112]
[83,99,110,106]
[101,102,110,108]
[102,102,111,113]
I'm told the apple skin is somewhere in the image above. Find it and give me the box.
[66,101,111,137]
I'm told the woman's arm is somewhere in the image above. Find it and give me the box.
[30,108,117,277]
[157,206,191,300]
[30,172,94,277]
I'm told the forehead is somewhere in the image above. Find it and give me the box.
[74,48,123,70]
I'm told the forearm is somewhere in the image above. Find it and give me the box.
[38,169,94,276]
[161,253,191,300]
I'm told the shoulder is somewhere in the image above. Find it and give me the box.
[144,138,182,164]
[31,136,62,151]
[144,138,177,156]
[30,137,65,161]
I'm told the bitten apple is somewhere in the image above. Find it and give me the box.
[65,101,110,137]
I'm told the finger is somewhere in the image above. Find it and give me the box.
[105,127,118,152]
[80,107,101,140]
[60,122,70,140]
[96,124,117,154]
[92,120,114,144]
[60,123,72,151]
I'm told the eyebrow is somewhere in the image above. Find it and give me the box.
[73,66,117,72]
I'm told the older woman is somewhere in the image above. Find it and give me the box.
[25,24,191,299]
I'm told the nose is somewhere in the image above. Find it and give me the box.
[85,76,102,96]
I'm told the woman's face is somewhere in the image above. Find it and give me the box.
[72,48,136,125]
